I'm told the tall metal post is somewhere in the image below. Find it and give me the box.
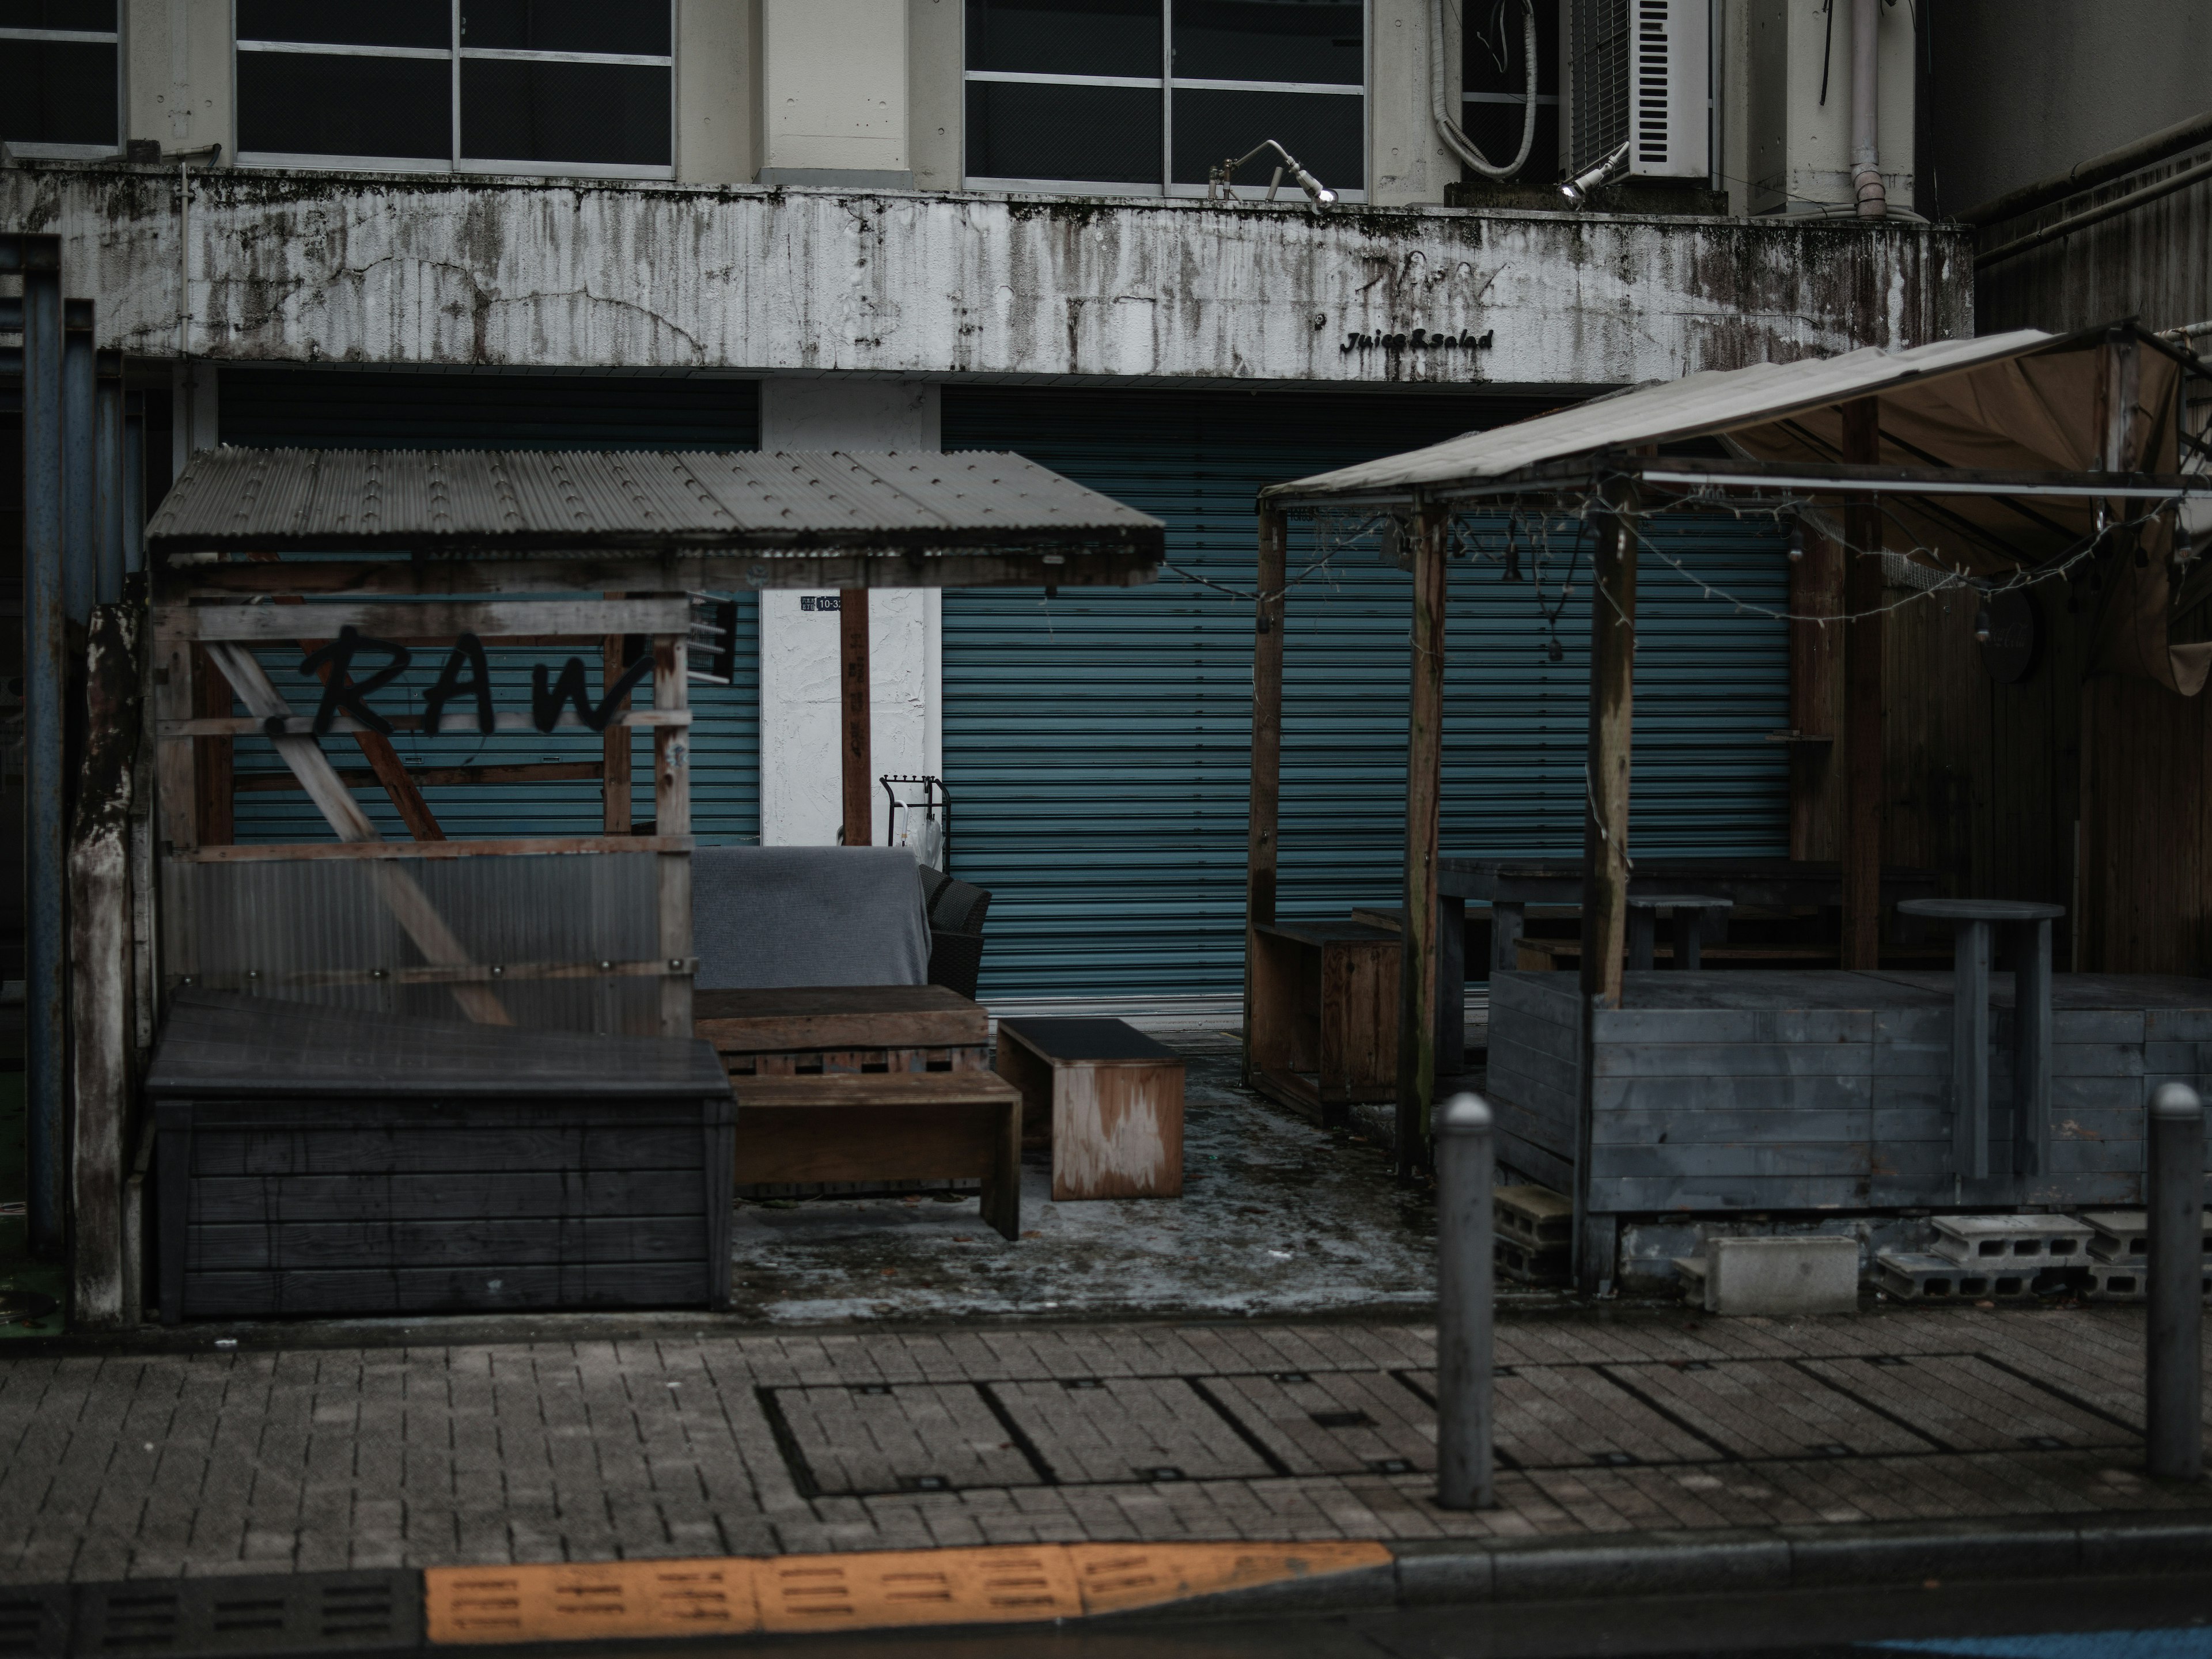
[14,234,69,1260]
[62,298,97,625]
[1434,1092,1495,1510]
[95,351,126,606]
[1839,397,1884,968]
[2146,1081,2205,1482]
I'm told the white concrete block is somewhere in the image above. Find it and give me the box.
[1929,1214,2094,1267]
[1703,1236,1859,1317]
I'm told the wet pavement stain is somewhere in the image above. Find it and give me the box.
[727,1046,1442,1325]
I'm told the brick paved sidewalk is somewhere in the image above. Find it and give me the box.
[1,1306,2207,1586]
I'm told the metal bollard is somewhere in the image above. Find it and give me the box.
[2147,1081,2205,1482]
[1434,1092,1495,1509]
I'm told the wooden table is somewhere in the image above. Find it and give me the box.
[694,984,989,1077]
[995,1018,1184,1200]
[732,1072,1024,1239]
[148,994,734,1322]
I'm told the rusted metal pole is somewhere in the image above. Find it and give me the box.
[1242,503,1288,1088]
[1840,397,1884,968]
[840,589,872,847]
[1574,477,1637,1293]
[1396,502,1450,1175]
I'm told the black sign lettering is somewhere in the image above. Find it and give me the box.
[298,627,411,736]
[422,631,496,736]
[531,653,652,734]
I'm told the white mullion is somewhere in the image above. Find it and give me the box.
[963,69,1160,89]
[1161,75,1363,95]
[235,38,449,60]
[1161,0,1173,194]
[0,26,119,43]
[449,0,462,171]
[459,46,671,67]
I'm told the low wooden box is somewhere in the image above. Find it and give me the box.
[149,995,734,1321]
[695,985,990,1077]
[995,1018,1184,1200]
[1248,920,1400,1124]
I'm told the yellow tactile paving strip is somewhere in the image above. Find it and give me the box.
[425,1540,1392,1643]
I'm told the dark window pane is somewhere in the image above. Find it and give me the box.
[0,41,115,144]
[1172,0,1360,84]
[965,0,1160,78]
[1171,86,1360,187]
[1460,98,1557,181]
[237,0,449,48]
[463,1,669,55]
[238,52,450,158]
[0,1,114,29]
[1463,0,1556,98]
[462,59,669,164]
[966,79,1160,183]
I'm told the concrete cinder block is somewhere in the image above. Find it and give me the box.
[1702,1236,1859,1316]
[1930,1214,2094,1267]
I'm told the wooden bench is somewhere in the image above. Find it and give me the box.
[695,984,990,1077]
[732,1072,1025,1240]
[995,1018,1184,1200]
[1248,919,1400,1124]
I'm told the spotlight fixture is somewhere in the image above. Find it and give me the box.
[1208,139,1336,206]
[1787,518,1806,562]
[1560,142,1630,208]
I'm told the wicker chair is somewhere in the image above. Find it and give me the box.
[922,873,993,999]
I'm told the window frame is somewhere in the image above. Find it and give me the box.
[231,0,677,180]
[0,12,124,159]
[961,0,1371,203]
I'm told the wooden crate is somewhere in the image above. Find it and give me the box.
[1248,920,1400,1125]
[695,985,989,1077]
[149,996,734,1321]
[732,1073,1024,1239]
[995,1018,1184,1200]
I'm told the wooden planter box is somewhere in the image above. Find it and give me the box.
[149,995,734,1321]
[1247,920,1400,1124]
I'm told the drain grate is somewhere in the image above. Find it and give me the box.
[0,1586,67,1658]
[70,1571,419,1656]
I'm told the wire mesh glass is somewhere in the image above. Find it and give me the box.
[164,851,668,1035]
[238,51,451,158]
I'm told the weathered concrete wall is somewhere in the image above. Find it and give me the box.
[3,166,1972,386]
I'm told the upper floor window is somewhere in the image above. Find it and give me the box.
[1461,0,1558,183]
[235,1,673,177]
[0,0,120,157]
[964,0,1366,200]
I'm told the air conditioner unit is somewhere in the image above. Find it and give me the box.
[1563,0,1711,183]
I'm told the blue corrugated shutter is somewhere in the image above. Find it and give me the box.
[942,388,1790,1000]
[217,369,761,845]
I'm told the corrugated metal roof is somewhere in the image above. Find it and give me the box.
[1263,330,2064,501]
[145,448,1166,560]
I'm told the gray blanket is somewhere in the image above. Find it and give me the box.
[692,846,931,990]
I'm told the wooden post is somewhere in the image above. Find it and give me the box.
[190,643,232,846]
[69,604,141,1327]
[1840,397,1884,967]
[1574,479,1637,1294]
[653,630,694,1039]
[602,613,632,834]
[1395,502,1450,1176]
[1788,521,1843,861]
[840,589,871,847]
[1242,503,1289,1088]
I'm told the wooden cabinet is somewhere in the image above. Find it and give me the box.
[1247,921,1400,1125]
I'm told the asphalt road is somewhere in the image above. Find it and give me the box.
[582,1574,2212,1659]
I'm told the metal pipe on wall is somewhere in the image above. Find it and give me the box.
[62,300,96,624]
[10,234,69,1262]
[95,353,125,607]
[1850,0,1888,218]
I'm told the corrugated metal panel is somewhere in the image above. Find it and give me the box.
[217,368,762,846]
[147,447,1164,561]
[942,388,1789,1000]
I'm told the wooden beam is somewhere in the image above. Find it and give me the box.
[602,619,633,835]
[158,709,691,738]
[173,835,691,862]
[1840,397,1885,968]
[1575,479,1637,1294]
[158,550,1165,600]
[189,644,233,847]
[154,597,690,643]
[840,590,872,848]
[1395,503,1450,1176]
[1788,520,1844,861]
[652,631,694,1039]
[234,761,605,792]
[296,636,445,842]
[1241,505,1289,1090]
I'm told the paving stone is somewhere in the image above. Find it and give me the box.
[991,1376,1275,1484]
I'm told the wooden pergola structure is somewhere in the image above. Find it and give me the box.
[1249,324,2212,1251]
[65,446,1163,1324]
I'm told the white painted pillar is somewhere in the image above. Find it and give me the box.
[757,378,942,847]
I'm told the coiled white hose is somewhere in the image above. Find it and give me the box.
[1433,0,1538,181]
